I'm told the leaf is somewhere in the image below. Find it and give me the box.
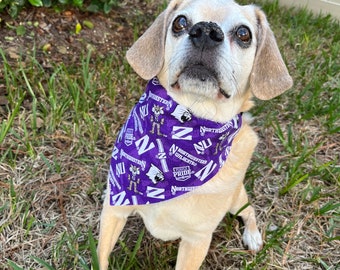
[0,91,24,144]
[103,2,113,14]
[28,0,43,7]
[7,260,24,270]
[86,4,99,12]
[83,20,94,29]
[31,256,56,270]
[279,173,309,195]
[42,0,52,7]
[75,22,82,34]
[8,5,19,18]
[88,230,99,270]
[73,0,83,7]
[42,43,52,52]
[16,25,26,36]
[5,36,14,41]
[57,46,68,54]
[315,201,340,216]
[8,50,20,59]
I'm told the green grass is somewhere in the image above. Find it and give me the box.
[0,0,339,269]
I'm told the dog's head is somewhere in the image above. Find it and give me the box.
[127,0,293,121]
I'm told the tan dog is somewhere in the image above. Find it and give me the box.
[97,0,293,269]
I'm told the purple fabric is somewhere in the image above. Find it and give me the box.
[109,77,242,206]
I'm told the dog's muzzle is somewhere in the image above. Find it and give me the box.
[189,22,224,49]
[172,22,230,99]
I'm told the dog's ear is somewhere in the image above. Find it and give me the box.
[126,10,168,80]
[249,8,293,100]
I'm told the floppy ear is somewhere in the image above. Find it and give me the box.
[249,8,293,100]
[126,10,168,80]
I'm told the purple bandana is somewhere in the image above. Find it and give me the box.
[109,78,242,206]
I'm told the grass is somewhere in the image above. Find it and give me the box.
[0,0,339,269]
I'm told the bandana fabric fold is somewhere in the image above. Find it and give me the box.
[109,78,242,206]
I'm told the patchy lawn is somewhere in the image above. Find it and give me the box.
[0,0,339,269]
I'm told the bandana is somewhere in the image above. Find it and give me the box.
[109,77,242,206]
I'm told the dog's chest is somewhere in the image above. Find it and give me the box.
[108,78,242,206]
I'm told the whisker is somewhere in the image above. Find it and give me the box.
[217,56,241,95]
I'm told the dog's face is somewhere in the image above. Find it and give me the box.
[160,0,257,101]
[126,0,293,121]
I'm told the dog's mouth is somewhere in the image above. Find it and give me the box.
[171,64,230,99]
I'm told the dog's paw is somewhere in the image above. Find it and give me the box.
[242,228,263,253]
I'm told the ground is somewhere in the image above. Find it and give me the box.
[0,1,339,269]
[0,4,129,107]
[1,1,160,68]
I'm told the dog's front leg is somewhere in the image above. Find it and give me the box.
[230,185,263,253]
[175,236,212,270]
[97,205,129,270]
[239,204,263,253]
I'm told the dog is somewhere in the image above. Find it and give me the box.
[97,0,293,269]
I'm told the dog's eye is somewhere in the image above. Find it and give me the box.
[172,15,188,34]
[235,25,252,47]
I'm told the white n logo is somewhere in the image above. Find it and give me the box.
[135,135,155,155]
[111,191,130,206]
[169,144,179,156]
[194,160,217,181]
[146,187,165,199]
[172,126,193,140]
[111,146,119,160]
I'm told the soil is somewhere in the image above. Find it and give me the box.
[0,0,160,104]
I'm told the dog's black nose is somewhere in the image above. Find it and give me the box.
[189,22,224,49]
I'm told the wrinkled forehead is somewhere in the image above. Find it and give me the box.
[170,0,257,29]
